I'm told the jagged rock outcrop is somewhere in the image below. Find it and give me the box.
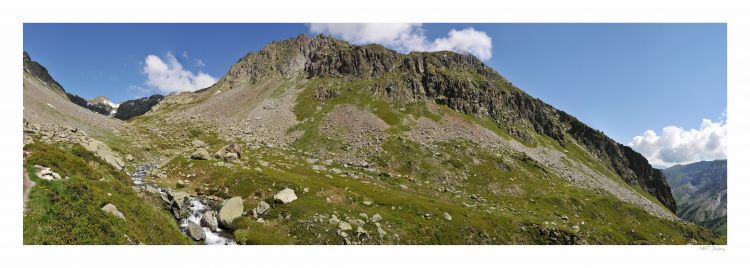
[114,94,164,120]
[216,35,677,212]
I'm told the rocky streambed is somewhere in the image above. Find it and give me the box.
[131,163,236,245]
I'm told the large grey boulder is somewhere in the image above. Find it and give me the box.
[187,222,205,241]
[190,148,210,160]
[101,203,125,220]
[82,139,124,170]
[201,211,219,231]
[273,188,297,204]
[218,196,244,229]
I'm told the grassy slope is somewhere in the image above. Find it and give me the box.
[23,142,190,245]
[143,77,723,244]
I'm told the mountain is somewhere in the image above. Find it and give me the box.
[113,94,164,120]
[22,36,723,245]
[24,52,116,117]
[663,160,727,234]
[89,96,119,115]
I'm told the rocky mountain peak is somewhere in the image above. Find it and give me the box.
[215,36,678,212]
[89,96,119,109]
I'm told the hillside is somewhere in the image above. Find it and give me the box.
[22,35,724,245]
[663,160,727,234]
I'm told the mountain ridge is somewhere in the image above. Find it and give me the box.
[204,34,675,212]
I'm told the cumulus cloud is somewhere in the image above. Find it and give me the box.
[308,23,493,60]
[628,116,727,168]
[142,52,217,94]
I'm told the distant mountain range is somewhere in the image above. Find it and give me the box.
[663,159,727,234]
[23,52,163,120]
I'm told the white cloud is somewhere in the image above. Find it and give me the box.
[628,116,727,168]
[142,52,217,94]
[308,23,493,60]
[195,59,206,68]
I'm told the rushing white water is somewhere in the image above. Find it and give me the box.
[131,163,236,245]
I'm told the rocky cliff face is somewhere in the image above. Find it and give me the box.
[114,94,164,120]
[218,34,677,212]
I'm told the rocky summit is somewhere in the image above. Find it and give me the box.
[21,35,724,245]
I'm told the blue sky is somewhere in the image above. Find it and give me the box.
[23,23,726,165]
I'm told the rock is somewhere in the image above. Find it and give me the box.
[35,166,60,181]
[218,196,244,229]
[168,191,191,219]
[215,143,242,160]
[363,200,373,206]
[125,154,134,161]
[398,184,408,190]
[192,140,206,148]
[187,222,205,241]
[224,152,239,162]
[256,201,271,215]
[349,219,365,226]
[329,215,340,225]
[201,211,219,231]
[101,203,125,220]
[572,225,580,233]
[311,165,325,171]
[144,185,160,195]
[561,215,569,221]
[356,226,368,238]
[190,148,210,160]
[338,221,352,231]
[443,212,453,221]
[176,180,186,188]
[323,159,334,166]
[371,214,382,223]
[273,188,298,204]
[82,139,124,170]
[376,225,387,238]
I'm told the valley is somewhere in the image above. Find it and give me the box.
[22,34,725,245]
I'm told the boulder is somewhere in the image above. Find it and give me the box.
[215,143,242,160]
[224,152,239,162]
[187,221,206,241]
[338,221,352,231]
[273,188,298,204]
[255,201,271,216]
[101,203,125,220]
[34,166,58,181]
[443,212,453,221]
[190,148,210,160]
[82,139,124,170]
[371,213,382,223]
[192,140,206,148]
[218,196,244,229]
[168,191,191,219]
[201,211,219,231]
